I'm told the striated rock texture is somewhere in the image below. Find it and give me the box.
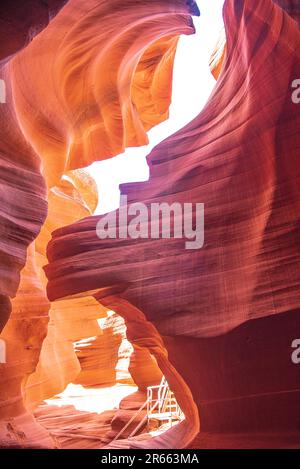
[75,310,162,389]
[46,0,300,447]
[0,0,68,334]
[74,309,132,388]
[0,243,54,448]
[24,172,100,411]
[10,0,198,186]
[129,346,163,392]
[0,170,99,447]
[0,0,197,333]
[24,296,101,410]
[0,0,68,62]
[273,0,300,24]
[0,0,198,449]
[0,71,47,333]
[209,28,226,80]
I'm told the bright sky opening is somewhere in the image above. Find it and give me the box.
[89,0,225,215]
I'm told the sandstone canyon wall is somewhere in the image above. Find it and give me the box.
[0,0,299,450]
[0,0,69,333]
[46,0,300,447]
[0,0,198,448]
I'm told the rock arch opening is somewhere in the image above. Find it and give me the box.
[20,294,199,449]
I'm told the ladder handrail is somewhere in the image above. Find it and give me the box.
[162,389,171,414]
[111,397,149,442]
[128,398,161,438]
[159,381,168,413]
[148,378,184,422]
[111,376,184,443]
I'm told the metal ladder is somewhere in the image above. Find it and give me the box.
[111,377,184,442]
[147,376,184,426]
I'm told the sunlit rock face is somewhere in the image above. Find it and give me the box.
[0,0,196,333]
[209,28,226,80]
[0,0,198,448]
[210,1,300,80]
[10,0,197,186]
[27,172,99,412]
[0,0,68,334]
[0,171,99,447]
[74,309,133,389]
[0,243,53,448]
[47,0,300,445]
[75,310,162,389]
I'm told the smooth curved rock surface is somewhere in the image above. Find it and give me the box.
[2,0,299,450]
[0,0,198,448]
[0,0,68,334]
[0,170,99,447]
[75,309,129,388]
[0,0,196,333]
[273,0,300,24]
[0,70,47,332]
[46,0,300,445]
[0,243,52,447]
[47,0,300,336]
[0,0,68,62]
[10,0,198,187]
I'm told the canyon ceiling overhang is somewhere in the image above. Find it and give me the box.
[0,0,199,332]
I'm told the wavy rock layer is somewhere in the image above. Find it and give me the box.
[0,0,68,334]
[10,0,198,187]
[0,0,198,449]
[75,311,162,389]
[0,241,53,447]
[0,71,47,332]
[0,0,68,62]
[74,310,132,388]
[47,0,300,336]
[24,172,99,409]
[0,0,196,333]
[0,171,98,447]
[274,0,300,24]
[46,0,300,445]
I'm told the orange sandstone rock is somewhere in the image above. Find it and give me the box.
[10,0,197,187]
[46,0,300,447]
[1,0,197,448]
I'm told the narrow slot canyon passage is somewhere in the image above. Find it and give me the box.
[0,0,300,453]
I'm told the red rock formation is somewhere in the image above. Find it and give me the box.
[0,0,68,62]
[273,0,300,24]
[0,170,99,447]
[0,0,68,334]
[129,347,163,391]
[0,0,197,333]
[0,243,53,448]
[10,0,198,185]
[46,0,300,447]
[0,0,198,448]
[74,310,131,388]
[2,0,299,450]
[0,72,47,333]
[25,296,101,409]
[209,29,226,80]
